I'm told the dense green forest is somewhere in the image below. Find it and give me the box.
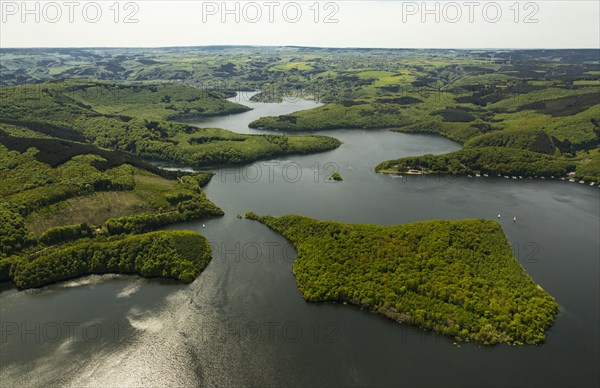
[66,81,250,120]
[246,213,558,345]
[0,141,222,288]
[0,80,341,167]
[376,145,600,183]
[0,200,29,256]
[375,147,577,177]
[5,231,211,289]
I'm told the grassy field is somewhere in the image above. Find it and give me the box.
[23,167,188,235]
[25,191,151,235]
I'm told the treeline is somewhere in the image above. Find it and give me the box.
[16,189,222,246]
[0,131,178,175]
[376,146,577,178]
[1,149,136,216]
[249,103,409,131]
[179,172,215,189]
[66,81,251,120]
[105,193,223,236]
[8,231,211,289]
[0,200,31,256]
[39,223,93,245]
[145,129,342,167]
[464,129,557,155]
[246,213,558,345]
[573,150,600,183]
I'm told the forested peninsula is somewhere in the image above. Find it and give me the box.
[0,143,222,288]
[246,213,558,345]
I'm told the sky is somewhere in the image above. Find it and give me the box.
[1,1,599,49]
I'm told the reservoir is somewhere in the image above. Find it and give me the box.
[1,94,598,387]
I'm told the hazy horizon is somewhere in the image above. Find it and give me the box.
[1,45,599,50]
[1,1,598,49]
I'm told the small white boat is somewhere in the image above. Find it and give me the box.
[202,224,206,228]
[513,217,517,222]
[497,214,501,218]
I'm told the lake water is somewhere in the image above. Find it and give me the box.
[1,94,598,387]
